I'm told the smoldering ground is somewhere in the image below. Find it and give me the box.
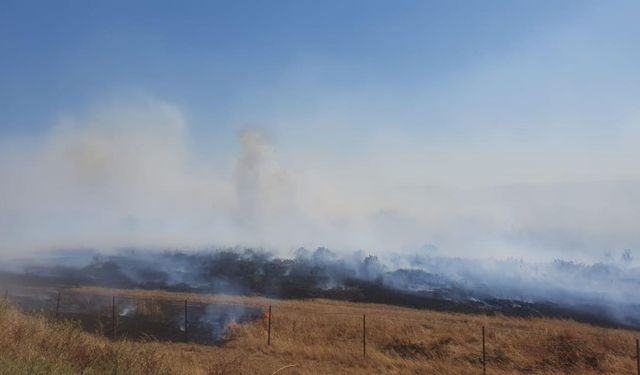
[2,247,639,330]
[3,284,262,345]
[1,99,639,332]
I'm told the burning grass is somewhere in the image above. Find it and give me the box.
[1,286,639,374]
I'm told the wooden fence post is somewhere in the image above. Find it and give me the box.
[112,296,116,339]
[268,305,272,346]
[363,314,367,358]
[482,326,486,375]
[3,289,7,300]
[184,299,188,342]
[55,291,60,319]
[636,339,640,375]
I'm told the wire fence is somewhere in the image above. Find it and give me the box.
[2,287,639,374]
[2,287,263,345]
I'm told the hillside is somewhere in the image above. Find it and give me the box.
[1,287,638,374]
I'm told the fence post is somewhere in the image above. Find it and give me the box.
[112,296,116,339]
[482,326,486,375]
[636,339,640,375]
[268,305,272,346]
[184,299,188,342]
[55,291,60,319]
[363,314,367,358]
[3,289,7,300]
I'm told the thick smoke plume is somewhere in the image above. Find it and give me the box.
[1,98,639,262]
[1,98,639,330]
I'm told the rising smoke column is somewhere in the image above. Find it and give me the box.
[235,129,291,229]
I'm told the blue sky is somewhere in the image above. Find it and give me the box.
[1,1,639,259]
[0,1,600,135]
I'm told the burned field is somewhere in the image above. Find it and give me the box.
[3,248,639,374]
[2,247,640,331]
[4,286,262,345]
[2,284,640,374]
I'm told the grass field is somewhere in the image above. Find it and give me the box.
[1,286,638,374]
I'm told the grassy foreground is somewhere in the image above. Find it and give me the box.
[1,287,639,374]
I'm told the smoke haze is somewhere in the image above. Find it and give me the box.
[0,97,639,264]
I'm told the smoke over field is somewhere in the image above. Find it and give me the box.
[1,100,639,332]
[3,2,640,373]
[1,99,639,263]
[3,247,639,329]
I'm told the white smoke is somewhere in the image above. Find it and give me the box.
[235,129,294,231]
[0,98,231,254]
[0,97,639,263]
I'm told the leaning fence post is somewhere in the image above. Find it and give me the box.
[636,339,640,375]
[112,296,117,339]
[55,291,61,319]
[267,305,272,346]
[363,314,367,358]
[184,299,188,342]
[482,326,486,375]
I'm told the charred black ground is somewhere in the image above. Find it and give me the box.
[1,248,639,330]
[4,286,262,345]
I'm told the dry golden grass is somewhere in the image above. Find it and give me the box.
[2,286,639,374]
[0,299,174,375]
